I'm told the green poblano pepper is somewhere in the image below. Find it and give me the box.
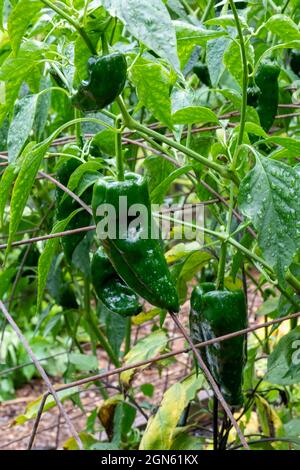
[190,283,248,406]
[254,59,280,132]
[91,246,141,317]
[290,49,300,77]
[92,173,180,313]
[72,53,127,112]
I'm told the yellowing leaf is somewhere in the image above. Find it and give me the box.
[120,330,168,386]
[63,432,98,450]
[139,374,203,450]
[132,308,161,326]
[13,387,79,425]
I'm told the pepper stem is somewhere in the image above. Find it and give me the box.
[216,242,227,291]
[101,33,109,55]
[213,395,219,450]
[115,118,125,181]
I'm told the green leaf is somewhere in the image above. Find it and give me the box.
[5,141,47,256]
[0,162,17,226]
[37,209,81,311]
[63,432,98,450]
[150,164,193,204]
[139,374,203,450]
[140,383,154,397]
[14,387,79,424]
[8,95,38,162]
[170,431,203,450]
[231,231,253,281]
[62,161,103,200]
[102,0,179,71]
[205,14,247,28]
[215,88,242,108]
[224,39,254,88]
[174,20,225,69]
[0,0,4,30]
[144,154,175,195]
[176,250,212,303]
[132,307,162,326]
[207,36,231,86]
[165,241,202,263]
[112,402,136,445]
[92,129,115,156]
[245,122,268,138]
[266,327,300,385]
[105,311,126,358]
[238,154,300,283]
[255,297,279,317]
[5,111,93,256]
[263,137,300,156]
[0,41,46,126]
[172,106,219,125]
[167,0,190,21]
[34,77,51,140]
[69,353,98,371]
[178,251,212,284]
[284,419,300,441]
[264,14,300,42]
[130,59,172,127]
[0,266,16,299]
[120,330,168,386]
[8,0,42,54]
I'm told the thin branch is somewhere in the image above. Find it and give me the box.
[0,301,83,450]
[39,171,92,215]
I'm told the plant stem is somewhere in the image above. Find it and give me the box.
[115,97,235,181]
[201,0,215,23]
[124,318,131,355]
[101,33,109,55]
[282,0,291,13]
[133,120,233,180]
[116,96,132,126]
[84,278,96,355]
[115,118,125,181]
[216,182,234,290]
[286,271,300,293]
[213,395,219,451]
[74,109,83,147]
[40,0,97,55]
[229,0,248,169]
[216,242,227,290]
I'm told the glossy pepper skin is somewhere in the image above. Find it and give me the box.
[254,59,280,132]
[56,157,92,263]
[190,283,247,406]
[92,173,180,313]
[290,49,300,77]
[91,246,141,317]
[192,63,211,87]
[72,53,127,112]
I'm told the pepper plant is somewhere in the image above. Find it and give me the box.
[1,0,300,451]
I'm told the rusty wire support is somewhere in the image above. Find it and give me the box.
[0,301,83,450]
